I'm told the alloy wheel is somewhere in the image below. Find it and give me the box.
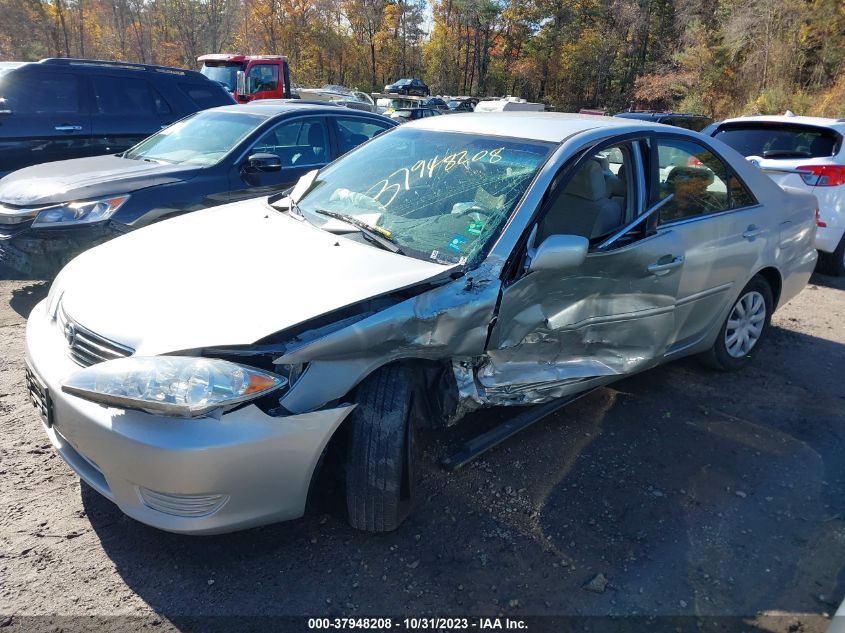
[724,290,766,358]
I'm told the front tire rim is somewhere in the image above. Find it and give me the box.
[725,290,766,358]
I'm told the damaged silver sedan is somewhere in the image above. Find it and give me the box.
[25,113,818,534]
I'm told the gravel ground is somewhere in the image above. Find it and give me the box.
[1,267,844,632]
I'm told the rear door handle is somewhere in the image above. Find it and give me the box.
[647,255,684,275]
[742,224,761,240]
[54,125,82,132]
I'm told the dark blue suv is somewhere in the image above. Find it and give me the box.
[0,58,234,178]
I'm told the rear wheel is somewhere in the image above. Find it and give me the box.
[817,235,845,277]
[345,364,416,532]
[702,276,773,371]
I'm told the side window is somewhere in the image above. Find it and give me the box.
[4,72,79,113]
[656,138,753,224]
[247,64,278,94]
[536,142,634,244]
[180,83,230,109]
[92,76,171,116]
[334,117,390,155]
[251,118,328,166]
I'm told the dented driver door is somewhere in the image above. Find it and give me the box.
[482,227,685,404]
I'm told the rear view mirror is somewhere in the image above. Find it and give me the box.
[246,153,282,172]
[529,234,589,273]
[236,71,246,96]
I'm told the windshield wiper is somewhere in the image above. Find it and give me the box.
[314,209,403,254]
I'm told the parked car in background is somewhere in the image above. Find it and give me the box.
[375,96,418,115]
[447,98,475,112]
[0,58,234,179]
[383,78,429,96]
[293,86,378,113]
[474,97,544,112]
[389,107,443,123]
[613,111,713,132]
[0,103,395,276]
[26,113,816,535]
[703,114,845,275]
[419,97,450,112]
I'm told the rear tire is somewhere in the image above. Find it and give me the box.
[817,235,845,277]
[346,364,416,532]
[701,276,773,371]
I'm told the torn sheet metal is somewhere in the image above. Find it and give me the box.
[277,262,503,414]
[467,231,685,409]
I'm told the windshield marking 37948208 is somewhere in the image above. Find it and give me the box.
[296,128,552,265]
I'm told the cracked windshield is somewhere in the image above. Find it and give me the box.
[296,128,552,264]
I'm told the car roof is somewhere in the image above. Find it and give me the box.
[24,57,209,81]
[408,112,665,142]
[615,111,708,120]
[715,114,845,131]
[208,102,384,118]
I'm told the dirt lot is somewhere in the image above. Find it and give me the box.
[1,267,844,632]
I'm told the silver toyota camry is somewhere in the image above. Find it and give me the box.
[25,113,818,534]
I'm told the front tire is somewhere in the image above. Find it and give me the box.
[346,364,416,532]
[702,276,773,371]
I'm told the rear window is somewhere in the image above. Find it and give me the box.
[663,116,712,132]
[179,83,233,110]
[713,123,842,160]
[92,75,171,116]
[2,72,80,113]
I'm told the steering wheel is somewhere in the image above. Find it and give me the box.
[452,205,493,219]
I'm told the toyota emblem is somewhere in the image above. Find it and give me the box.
[64,322,76,347]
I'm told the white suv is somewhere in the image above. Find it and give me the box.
[705,114,845,275]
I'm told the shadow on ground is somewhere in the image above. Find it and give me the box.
[79,319,845,628]
[9,282,49,319]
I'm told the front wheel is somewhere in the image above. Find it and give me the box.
[701,276,773,371]
[345,364,416,532]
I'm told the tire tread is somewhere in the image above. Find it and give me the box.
[346,364,413,532]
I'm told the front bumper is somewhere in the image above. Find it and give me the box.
[816,222,844,254]
[25,299,354,534]
[0,223,122,276]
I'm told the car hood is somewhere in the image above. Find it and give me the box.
[0,155,198,206]
[57,200,452,356]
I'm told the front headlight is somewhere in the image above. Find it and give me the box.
[32,195,129,228]
[62,356,286,418]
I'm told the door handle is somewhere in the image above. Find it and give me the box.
[647,256,684,275]
[742,225,761,240]
[54,125,82,132]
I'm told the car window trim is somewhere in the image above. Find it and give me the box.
[651,132,761,224]
[657,201,765,229]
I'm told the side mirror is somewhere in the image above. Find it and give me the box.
[236,70,246,95]
[0,98,10,115]
[245,153,282,172]
[529,234,589,273]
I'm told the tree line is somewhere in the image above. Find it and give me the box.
[0,0,843,118]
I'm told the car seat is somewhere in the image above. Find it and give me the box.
[538,160,623,242]
[308,124,326,162]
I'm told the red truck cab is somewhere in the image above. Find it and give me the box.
[197,54,291,102]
